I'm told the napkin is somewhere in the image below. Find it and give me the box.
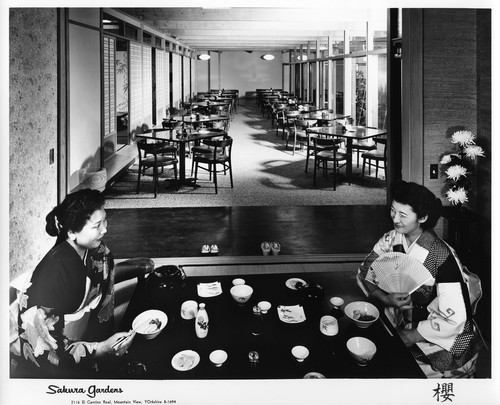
[197,281,222,297]
[277,305,306,323]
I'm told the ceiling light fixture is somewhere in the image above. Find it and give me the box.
[261,54,275,61]
[297,55,308,61]
[197,53,211,61]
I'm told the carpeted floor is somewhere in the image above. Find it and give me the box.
[104,99,387,208]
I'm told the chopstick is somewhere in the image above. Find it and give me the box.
[379,318,394,337]
[111,318,151,349]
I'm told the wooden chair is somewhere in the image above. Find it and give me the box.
[136,139,178,197]
[313,136,349,190]
[361,137,387,181]
[193,136,234,194]
[190,129,227,176]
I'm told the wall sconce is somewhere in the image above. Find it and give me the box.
[197,53,211,60]
[261,54,275,61]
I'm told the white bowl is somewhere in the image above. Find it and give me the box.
[132,309,168,339]
[232,278,245,286]
[209,350,228,367]
[346,337,377,366]
[258,301,271,314]
[291,345,309,362]
[330,297,345,308]
[344,301,380,328]
[230,284,253,304]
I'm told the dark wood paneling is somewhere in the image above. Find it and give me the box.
[105,205,393,259]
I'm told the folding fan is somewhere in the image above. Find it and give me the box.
[365,252,433,294]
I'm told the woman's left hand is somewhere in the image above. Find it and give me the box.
[396,328,425,347]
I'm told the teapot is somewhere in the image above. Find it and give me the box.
[147,265,186,289]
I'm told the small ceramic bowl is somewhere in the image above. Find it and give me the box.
[230,284,253,304]
[209,350,228,367]
[132,309,168,340]
[330,297,345,308]
[346,337,377,366]
[232,278,245,286]
[291,345,309,362]
[344,301,380,328]
[258,301,271,314]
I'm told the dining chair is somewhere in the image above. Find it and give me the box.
[136,139,179,197]
[312,136,349,191]
[352,138,377,167]
[193,135,233,194]
[190,129,227,176]
[285,118,309,155]
[361,136,387,182]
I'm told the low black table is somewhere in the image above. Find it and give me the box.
[98,268,425,379]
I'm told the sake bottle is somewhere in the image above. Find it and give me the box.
[195,303,209,338]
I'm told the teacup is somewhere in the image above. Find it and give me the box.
[319,315,338,336]
[180,300,198,320]
[291,345,309,362]
[232,278,245,286]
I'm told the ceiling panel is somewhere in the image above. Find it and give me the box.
[117,7,382,52]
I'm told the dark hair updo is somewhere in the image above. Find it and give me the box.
[390,181,442,230]
[45,189,105,244]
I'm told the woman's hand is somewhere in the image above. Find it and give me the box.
[95,331,136,358]
[371,289,412,309]
[384,292,412,309]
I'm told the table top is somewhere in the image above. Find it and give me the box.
[308,126,387,140]
[137,128,226,144]
[97,269,424,380]
[171,114,230,124]
[301,112,349,121]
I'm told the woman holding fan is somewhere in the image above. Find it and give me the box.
[357,181,482,378]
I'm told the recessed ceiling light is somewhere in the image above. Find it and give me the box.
[261,54,275,61]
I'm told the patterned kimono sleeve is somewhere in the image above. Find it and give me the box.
[357,231,397,296]
[416,255,469,352]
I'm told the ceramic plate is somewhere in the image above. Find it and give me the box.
[285,278,306,290]
[171,350,200,371]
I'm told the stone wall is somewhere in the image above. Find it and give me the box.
[9,8,58,280]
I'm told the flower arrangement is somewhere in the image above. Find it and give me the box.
[440,130,485,206]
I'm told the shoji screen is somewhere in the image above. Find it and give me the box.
[164,50,171,113]
[183,55,191,102]
[129,42,143,136]
[191,57,196,98]
[171,53,181,108]
[142,46,152,129]
[129,42,153,134]
[155,50,165,124]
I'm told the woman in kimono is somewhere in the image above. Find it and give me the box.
[357,181,481,378]
[10,189,135,377]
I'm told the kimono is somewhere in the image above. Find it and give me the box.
[357,229,481,378]
[9,241,115,378]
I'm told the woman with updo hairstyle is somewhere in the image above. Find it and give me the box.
[357,181,482,378]
[10,189,136,378]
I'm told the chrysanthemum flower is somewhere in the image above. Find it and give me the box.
[440,155,452,164]
[451,130,476,147]
[446,187,469,205]
[464,144,485,160]
[445,165,467,181]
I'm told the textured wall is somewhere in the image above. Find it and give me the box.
[9,9,58,281]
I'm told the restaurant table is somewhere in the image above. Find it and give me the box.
[137,127,227,188]
[301,111,349,123]
[96,268,425,379]
[308,125,387,181]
